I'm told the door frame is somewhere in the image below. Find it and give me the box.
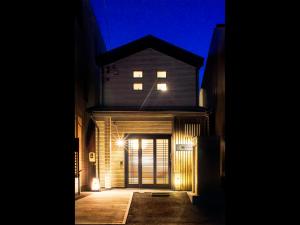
[124,134,171,188]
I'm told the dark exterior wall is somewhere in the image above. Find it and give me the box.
[75,0,106,191]
[201,25,225,177]
[102,48,198,107]
[197,136,220,193]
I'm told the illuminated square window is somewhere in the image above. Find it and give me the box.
[133,83,143,90]
[133,71,143,78]
[157,83,167,91]
[157,71,167,78]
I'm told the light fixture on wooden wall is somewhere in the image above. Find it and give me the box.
[91,178,100,191]
[116,138,125,147]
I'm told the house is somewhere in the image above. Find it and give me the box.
[87,35,216,191]
[200,24,225,185]
[74,0,106,195]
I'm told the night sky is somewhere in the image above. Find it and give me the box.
[90,0,225,86]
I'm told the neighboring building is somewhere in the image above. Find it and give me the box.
[74,0,106,194]
[200,24,225,181]
[88,35,213,192]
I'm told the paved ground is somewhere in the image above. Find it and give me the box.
[75,190,133,224]
[75,192,92,201]
[75,189,224,225]
[126,191,225,225]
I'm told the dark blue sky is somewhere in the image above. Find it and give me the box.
[90,0,224,86]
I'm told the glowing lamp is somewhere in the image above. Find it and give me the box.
[116,138,125,147]
[91,178,100,191]
[175,174,181,186]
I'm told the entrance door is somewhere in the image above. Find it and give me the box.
[125,135,171,188]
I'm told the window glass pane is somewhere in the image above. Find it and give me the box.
[157,71,167,78]
[133,71,143,78]
[157,83,167,91]
[142,139,154,184]
[133,83,143,90]
[156,139,169,184]
[128,139,139,184]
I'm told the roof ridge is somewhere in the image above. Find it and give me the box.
[97,35,204,68]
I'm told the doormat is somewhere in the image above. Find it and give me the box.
[151,192,170,196]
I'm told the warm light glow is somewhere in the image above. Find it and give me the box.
[116,138,125,147]
[133,83,143,90]
[157,71,167,78]
[157,83,167,91]
[75,178,79,193]
[142,157,153,164]
[175,174,181,186]
[91,178,100,191]
[129,139,139,150]
[105,173,111,189]
[133,71,143,78]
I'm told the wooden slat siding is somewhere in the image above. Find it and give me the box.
[77,116,88,190]
[103,48,197,107]
[113,121,172,134]
[110,136,125,187]
[95,126,99,182]
[110,120,173,187]
[111,117,174,122]
[173,117,207,190]
[96,121,106,188]
[171,120,175,190]
[104,117,112,188]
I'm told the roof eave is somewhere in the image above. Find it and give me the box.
[96,35,204,68]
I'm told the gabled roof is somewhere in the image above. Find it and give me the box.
[97,35,204,68]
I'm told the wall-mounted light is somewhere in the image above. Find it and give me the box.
[175,174,181,187]
[116,138,125,147]
[91,178,100,191]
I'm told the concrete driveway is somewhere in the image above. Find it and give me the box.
[75,189,133,224]
[126,191,224,225]
[75,189,224,225]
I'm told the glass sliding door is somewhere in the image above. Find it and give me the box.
[126,135,170,188]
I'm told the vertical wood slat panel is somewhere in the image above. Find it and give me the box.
[173,117,202,191]
[96,121,106,188]
[95,127,99,180]
[104,117,112,188]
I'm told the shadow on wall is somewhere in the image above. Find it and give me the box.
[85,119,95,147]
